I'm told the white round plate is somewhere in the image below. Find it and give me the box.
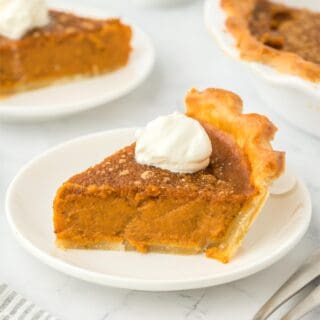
[0,1,155,122]
[6,129,311,291]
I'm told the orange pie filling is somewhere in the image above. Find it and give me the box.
[54,126,254,255]
[53,88,284,263]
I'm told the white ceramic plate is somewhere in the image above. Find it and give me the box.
[6,129,311,291]
[0,1,155,122]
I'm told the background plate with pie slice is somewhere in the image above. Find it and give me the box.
[0,1,155,123]
[6,128,312,291]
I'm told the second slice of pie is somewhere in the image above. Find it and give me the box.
[0,10,132,96]
[53,88,285,263]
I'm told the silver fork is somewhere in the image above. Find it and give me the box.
[253,249,320,320]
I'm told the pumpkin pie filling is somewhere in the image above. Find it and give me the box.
[53,88,284,263]
[0,10,132,96]
[249,0,320,65]
[54,123,254,254]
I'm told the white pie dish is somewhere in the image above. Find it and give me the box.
[204,0,320,138]
[6,128,311,291]
[0,1,155,123]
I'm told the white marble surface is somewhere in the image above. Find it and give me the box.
[0,0,319,319]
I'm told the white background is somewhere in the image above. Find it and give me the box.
[0,0,319,319]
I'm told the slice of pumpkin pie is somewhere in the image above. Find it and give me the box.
[0,4,132,96]
[53,88,284,263]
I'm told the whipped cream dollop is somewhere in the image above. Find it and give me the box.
[0,0,49,39]
[135,112,212,173]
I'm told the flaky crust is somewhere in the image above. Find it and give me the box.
[221,0,320,82]
[186,88,285,262]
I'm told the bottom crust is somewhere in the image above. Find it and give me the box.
[56,239,202,256]
[56,239,126,251]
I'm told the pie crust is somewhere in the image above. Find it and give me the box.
[221,0,320,82]
[53,88,285,263]
[186,88,284,261]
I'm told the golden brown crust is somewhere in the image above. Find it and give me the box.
[186,88,285,188]
[220,0,320,82]
[186,88,285,261]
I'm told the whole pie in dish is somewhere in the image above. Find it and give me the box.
[221,0,320,82]
[53,88,285,263]
[0,10,132,96]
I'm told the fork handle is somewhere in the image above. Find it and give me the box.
[282,285,320,320]
[253,250,320,320]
